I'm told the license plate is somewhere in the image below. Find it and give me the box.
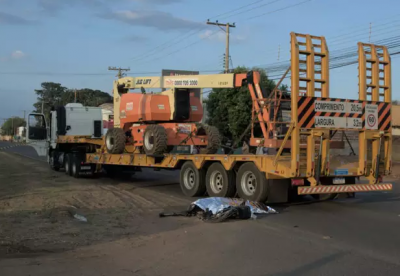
[81,166,91,170]
[333,177,345,184]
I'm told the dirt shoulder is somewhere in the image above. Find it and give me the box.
[0,152,192,256]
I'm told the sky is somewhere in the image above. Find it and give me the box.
[1,0,400,120]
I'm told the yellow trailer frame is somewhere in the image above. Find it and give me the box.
[53,33,393,201]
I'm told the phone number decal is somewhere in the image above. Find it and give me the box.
[165,79,198,86]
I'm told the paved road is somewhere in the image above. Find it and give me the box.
[0,141,46,161]
[1,145,400,275]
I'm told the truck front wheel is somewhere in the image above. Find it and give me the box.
[49,151,60,171]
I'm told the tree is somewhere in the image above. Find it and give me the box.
[1,117,25,136]
[63,89,112,107]
[33,82,67,119]
[33,82,112,120]
[205,66,284,143]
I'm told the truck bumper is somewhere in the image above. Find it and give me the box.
[298,184,393,195]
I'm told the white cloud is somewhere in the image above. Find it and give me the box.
[11,50,26,59]
[199,30,246,43]
[0,11,32,25]
[0,50,27,62]
[100,9,203,31]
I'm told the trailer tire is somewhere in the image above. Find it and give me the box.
[143,125,168,155]
[105,128,126,154]
[64,153,72,176]
[206,163,236,197]
[71,155,82,178]
[180,161,206,197]
[236,162,268,202]
[198,124,221,154]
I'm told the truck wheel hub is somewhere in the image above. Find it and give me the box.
[210,171,223,193]
[183,168,195,189]
[241,171,256,196]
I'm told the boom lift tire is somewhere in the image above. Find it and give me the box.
[143,125,168,155]
[105,128,126,154]
[180,161,206,197]
[198,124,221,154]
[236,162,268,202]
[64,153,72,176]
[206,162,236,197]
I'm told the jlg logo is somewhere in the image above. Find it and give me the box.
[136,79,151,85]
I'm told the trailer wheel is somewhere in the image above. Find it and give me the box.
[105,128,126,154]
[71,155,82,178]
[143,125,168,155]
[180,161,206,197]
[64,153,72,176]
[206,163,236,197]
[198,124,221,154]
[236,162,268,202]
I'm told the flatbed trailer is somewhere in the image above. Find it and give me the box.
[27,33,393,203]
[54,126,392,203]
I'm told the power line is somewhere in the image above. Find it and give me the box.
[260,35,400,71]
[218,0,285,21]
[131,0,310,64]
[245,0,314,21]
[129,0,278,62]
[135,29,222,65]
[0,69,224,76]
[131,28,208,62]
[209,0,267,19]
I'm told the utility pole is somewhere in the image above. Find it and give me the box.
[74,89,77,103]
[21,110,29,122]
[206,20,236,73]
[108,66,130,78]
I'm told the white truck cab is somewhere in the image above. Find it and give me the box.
[27,103,104,170]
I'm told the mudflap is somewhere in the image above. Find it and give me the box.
[266,179,291,204]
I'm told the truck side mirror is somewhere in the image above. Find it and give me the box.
[27,114,47,140]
